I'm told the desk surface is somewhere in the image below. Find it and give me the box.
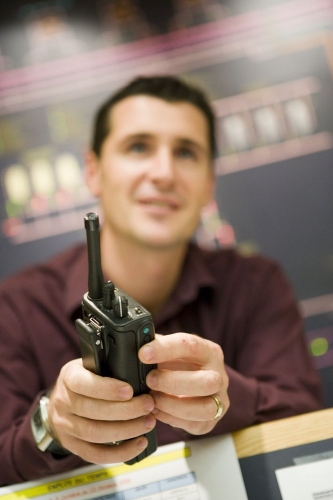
[233,408,333,458]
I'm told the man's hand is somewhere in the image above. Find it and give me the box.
[47,359,156,464]
[139,333,229,435]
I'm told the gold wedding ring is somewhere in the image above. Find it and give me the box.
[210,395,223,420]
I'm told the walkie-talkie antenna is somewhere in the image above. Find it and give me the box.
[84,212,104,300]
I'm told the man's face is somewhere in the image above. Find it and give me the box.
[87,95,214,250]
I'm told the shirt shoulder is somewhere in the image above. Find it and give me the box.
[0,243,87,306]
[193,245,282,282]
[193,245,294,309]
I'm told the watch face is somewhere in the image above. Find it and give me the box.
[32,406,46,443]
[31,404,53,450]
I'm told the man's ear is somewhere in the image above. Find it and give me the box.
[85,150,102,197]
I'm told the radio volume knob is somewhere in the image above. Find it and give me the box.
[103,281,115,309]
[112,295,128,318]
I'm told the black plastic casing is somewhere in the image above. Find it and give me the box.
[75,213,158,465]
[76,290,158,465]
[78,291,156,391]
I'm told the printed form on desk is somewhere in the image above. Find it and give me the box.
[0,434,248,500]
[276,456,333,500]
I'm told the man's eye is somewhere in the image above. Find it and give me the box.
[177,147,196,159]
[129,142,148,153]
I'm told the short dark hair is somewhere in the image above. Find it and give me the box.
[91,75,217,159]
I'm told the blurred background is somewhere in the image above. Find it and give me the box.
[0,0,332,407]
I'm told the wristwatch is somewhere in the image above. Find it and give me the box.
[31,393,70,455]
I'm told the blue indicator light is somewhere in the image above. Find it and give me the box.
[143,327,150,334]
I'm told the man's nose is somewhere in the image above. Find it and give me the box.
[148,148,176,185]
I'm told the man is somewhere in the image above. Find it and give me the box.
[0,75,322,485]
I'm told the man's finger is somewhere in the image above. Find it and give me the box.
[67,414,156,444]
[70,393,155,421]
[146,368,223,396]
[61,359,134,401]
[139,332,223,368]
[64,435,149,465]
[151,392,224,422]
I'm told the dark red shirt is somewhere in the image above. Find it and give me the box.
[0,243,322,485]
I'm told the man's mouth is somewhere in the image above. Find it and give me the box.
[139,198,180,210]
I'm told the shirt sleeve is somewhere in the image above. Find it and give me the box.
[0,290,84,486]
[211,259,323,435]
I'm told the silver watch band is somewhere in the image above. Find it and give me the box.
[31,392,70,455]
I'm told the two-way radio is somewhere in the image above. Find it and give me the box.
[75,212,158,465]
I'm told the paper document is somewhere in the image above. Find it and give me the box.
[276,456,333,500]
[0,434,248,500]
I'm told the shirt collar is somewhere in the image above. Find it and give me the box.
[154,243,217,325]
[65,243,218,321]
